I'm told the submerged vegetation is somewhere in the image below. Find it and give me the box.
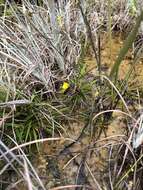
[1,0,143,189]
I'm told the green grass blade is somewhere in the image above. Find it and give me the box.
[110,9,143,82]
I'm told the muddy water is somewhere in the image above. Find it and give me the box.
[16,34,143,189]
[85,34,143,84]
[29,118,126,189]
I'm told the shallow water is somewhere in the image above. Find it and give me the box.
[13,34,143,189]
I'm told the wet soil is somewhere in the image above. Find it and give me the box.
[10,34,143,189]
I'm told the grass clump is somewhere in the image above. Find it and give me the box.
[1,0,143,189]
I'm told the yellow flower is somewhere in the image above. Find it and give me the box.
[94,90,99,97]
[62,82,70,92]
[57,15,63,27]
[92,89,99,98]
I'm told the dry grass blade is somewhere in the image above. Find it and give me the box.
[1,1,143,190]
[85,162,102,190]
[23,159,33,190]
[0,0,82,90]
[0,99,31,107]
